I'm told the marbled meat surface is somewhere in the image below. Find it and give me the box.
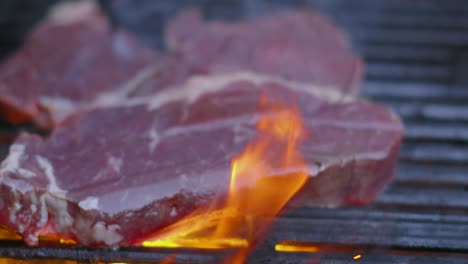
[166,9,363,95]
[0,73,403,246]
[0,1,158,129]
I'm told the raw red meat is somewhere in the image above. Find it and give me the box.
[0,4,363,130]
[0,73,403,246]
[0,1,159,129]
[166,9,363,95]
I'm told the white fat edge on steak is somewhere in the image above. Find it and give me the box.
[156,110,402,141]
[141,72,401,179]
[78,196,100,211]
[145,71,354,111]
[91,70,401,181]
[302,118,403,132]
[107,155,123,174]
[0,144,47,245]
[46,196,123,246]
[0,147,122,245]
[137,71,400,143]
[37,195,48,229]
[0,144,36,179]
[0,185,49,245]
[35,155,67,198]
[31,157,87,244]
[47,0,104,28]
[8,192,21,223]
[0,72,395,244]
[92,221,123,246]
[93,64,162,107]
[308,147,396,178]
[147,127,161,153]
[39,96,78,124]
[45,194,124,247]
[90,71,356,155]
[170,207,178,217]
[44,194,72,231]
[90,70,354,110]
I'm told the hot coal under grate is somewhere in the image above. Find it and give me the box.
[1,0,468,263]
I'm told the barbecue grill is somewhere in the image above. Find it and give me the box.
[1,0,468,263]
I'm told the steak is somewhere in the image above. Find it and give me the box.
[0,1,159,129]
[0,4,363,130]
[0,72,403,246]
[166,9,363,94]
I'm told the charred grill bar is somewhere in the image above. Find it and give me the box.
[1,0,468,263]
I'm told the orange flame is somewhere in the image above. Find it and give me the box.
[158,255,176,264]
[0,226,21,241]
[276,241,365,263]
[1,225,78,246]
[143,95,309,263]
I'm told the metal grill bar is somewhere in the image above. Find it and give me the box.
[363,82,468,101]
[400,143,468,163]
[399,123,468,142]
[396,162,468,186]
[1,246,468,264]
[384,102,468,122]
[250,252,468,264]
[361,46,453,63]
[332,12,468,30]
[308,0,468,13]
[376,186,468,209]
[366,63,452,81]
[353,29,468,47]
[272,209,468,250]
[0,244,228,264]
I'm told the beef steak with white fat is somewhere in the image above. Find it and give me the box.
[166,9,363,95]
[0,4,363,130]
[0,1,158,129]
[0,72,403,246]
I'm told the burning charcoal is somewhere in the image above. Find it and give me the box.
[0,72,403,247]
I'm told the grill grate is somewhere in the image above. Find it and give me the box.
[1,0,468,263]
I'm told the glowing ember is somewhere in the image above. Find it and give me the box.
[353,254,362,260]
[275,241,320,253]
[0,226,21,241]
[37,234,77,245]
[1,225,78,246]
[276,241,366,262]
[158,256,176,264]
[143,95,309,262]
